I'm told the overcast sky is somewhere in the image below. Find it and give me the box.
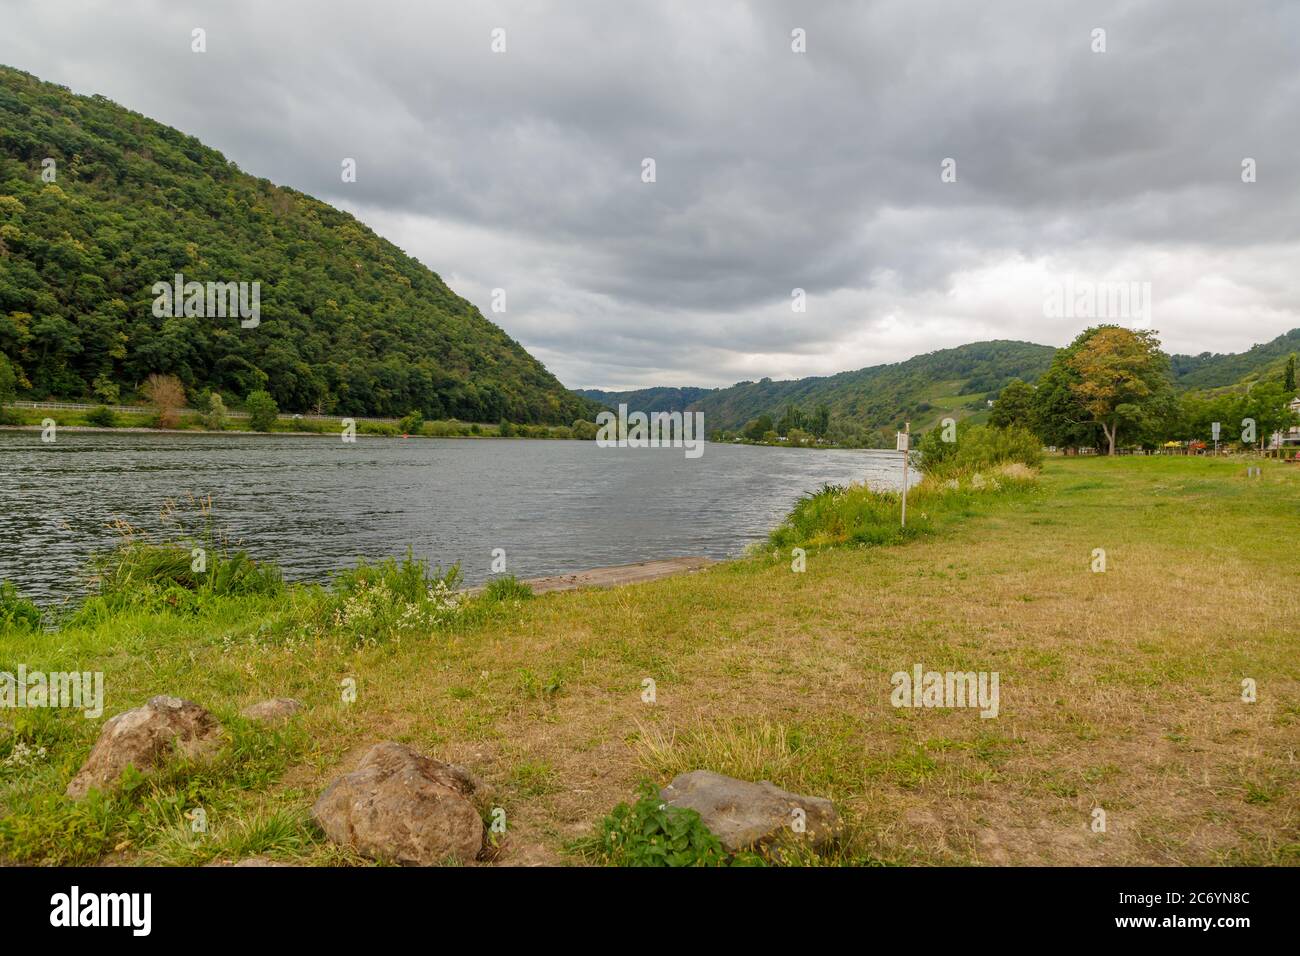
[3,0,1298,389]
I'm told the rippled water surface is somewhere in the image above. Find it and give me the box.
[0,432,913,601]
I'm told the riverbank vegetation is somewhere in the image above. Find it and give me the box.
[0,401,596,440]
[1,453,1294,866]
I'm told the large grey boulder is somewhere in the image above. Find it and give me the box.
[66,695,224,799]
[660,770,841,853]
[312,742,488,865]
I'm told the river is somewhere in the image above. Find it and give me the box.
[0,432,913,601]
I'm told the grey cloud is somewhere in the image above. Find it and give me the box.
[3,0,1297,388]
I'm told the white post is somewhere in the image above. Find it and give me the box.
[899,421,910,527]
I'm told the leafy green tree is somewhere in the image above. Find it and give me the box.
[398,409,424,435]
[990,378,1034,429]
[1068,327,1173,455]
[245,389,279,431]
[1030,347,1097,452]
[0,353,16,413]
[744,414,774,441]
[91,372,119,405]
[201,392,227,431]
[1285,353,1296,394]
[811,402,831,438]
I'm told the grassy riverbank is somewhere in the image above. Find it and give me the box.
[1,456,1296,865]
[0,405,587,439]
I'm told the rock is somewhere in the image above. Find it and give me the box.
[660,770,841,853]
[312,742,488,865]
[241,697,303,725]
[66,695,223,800]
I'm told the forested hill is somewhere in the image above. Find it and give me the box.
[0,66,595,423]
[690,340,1056,441]
[1169,328,1300,391]
[576,385,716,413]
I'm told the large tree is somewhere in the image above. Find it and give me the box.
[990,378,1034,429]
[1067,326,1173,455]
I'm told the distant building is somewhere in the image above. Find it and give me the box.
[1269,395,1300,449]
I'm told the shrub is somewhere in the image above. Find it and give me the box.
[579,782,744,867]
[84,405,117,428]
[397,409,423,435]
[73,506,283,619]
[917,423,1042,479]
[201,393,227,431]
[484,575,533,602]
[0,580,42,631]
[320,553,464,647]
[245,390,278,431]
[142,373,185,429]
[498,419,514,437]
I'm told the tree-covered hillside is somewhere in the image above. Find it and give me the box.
[691,340,1056,444]
[576,385,716,414]
[1169,328,1300,391]
[0,66,596,423]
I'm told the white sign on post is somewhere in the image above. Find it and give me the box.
[898,423,910,526]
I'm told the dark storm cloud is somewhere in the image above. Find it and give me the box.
[4,0,1298,387]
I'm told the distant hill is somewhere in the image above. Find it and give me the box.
[689,340,1057,442]
[0,65,597,424]
[576,386,716,414]
[1170,328,1300,391]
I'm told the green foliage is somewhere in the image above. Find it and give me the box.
[0,353,16,407]
[769,450,1039,551]
[78,540,282,620]
[244,390,278,431]
[0,65,597,425]
[83,404,116,427]
[990,378,1034,429]
[318,553,464,647]
[743,413,774,441]
[200,392,227,430]
[0,580,42,631]
[483,575,533,602]
[397,409,423,434]
[581,782,742,867]
[917,423,1043,478]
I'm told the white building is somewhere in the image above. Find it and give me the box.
[1269,395,1300,448]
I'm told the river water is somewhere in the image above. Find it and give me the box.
[0,432,912,601]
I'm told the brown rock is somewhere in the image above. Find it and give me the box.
[241,697,303,725]
[66,695,223,799]
[312,742,487,865]
[660,770,841,853]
